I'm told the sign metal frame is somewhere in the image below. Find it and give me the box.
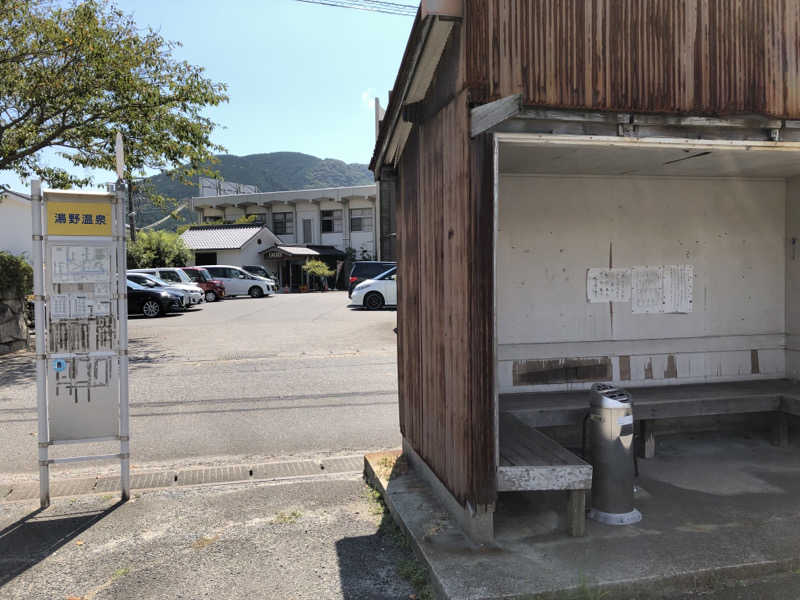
[31,180,130,508]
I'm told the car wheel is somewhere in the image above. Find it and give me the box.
[364,292,385,310]
[205,290,217,302]
[249,286,264,298]
[142,300,162,318]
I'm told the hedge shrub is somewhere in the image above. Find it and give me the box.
[0,251,33,297]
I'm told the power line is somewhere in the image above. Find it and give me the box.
[291,0,417,17]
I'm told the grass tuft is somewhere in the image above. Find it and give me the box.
[272,510,302,524]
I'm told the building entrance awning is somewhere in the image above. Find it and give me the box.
[261,245,346,260]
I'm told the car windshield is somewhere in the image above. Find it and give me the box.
[127,280,146,290]
[246,266,268,277]
[189,269,212,282]
[149,275,173,286]
[376,267,397,280]
[129,273,166,287]
[173,269,193,283]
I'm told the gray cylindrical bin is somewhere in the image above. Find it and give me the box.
[588,383,642,525]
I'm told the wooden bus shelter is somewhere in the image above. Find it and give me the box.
[372,0,800,543]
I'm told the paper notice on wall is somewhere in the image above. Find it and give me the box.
[662,264,693,313]
[631,265,693,314]
[631,266,664,313]
[587,268,632,303]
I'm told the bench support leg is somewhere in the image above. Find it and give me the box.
[772,412,790,448]
[637,420,656,459]
[567,490,586,537]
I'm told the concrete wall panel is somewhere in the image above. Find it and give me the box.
[497,174,787,391]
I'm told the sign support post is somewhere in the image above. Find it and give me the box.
[31,180,50,509]
[115,180,131,500]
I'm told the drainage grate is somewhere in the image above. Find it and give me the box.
[2,455,364,502]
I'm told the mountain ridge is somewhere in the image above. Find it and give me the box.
[138,151,373,230]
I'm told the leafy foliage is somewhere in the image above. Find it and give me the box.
[0,251,33,297]
[126,230,191,269]
[301,259,335,279]
[0,0,228,188]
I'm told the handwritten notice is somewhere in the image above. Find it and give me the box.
[631,265,693,314]
[587,268,632,303]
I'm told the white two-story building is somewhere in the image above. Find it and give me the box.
[190,184,378,259]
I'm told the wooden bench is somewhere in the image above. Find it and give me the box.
[501,379,800,460]
[498,412,592,536]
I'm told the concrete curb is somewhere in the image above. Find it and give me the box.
[364,451,800,600]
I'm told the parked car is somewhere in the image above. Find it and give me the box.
[350,266,397,310]
[180,266,226,302]
[126,273,193,309]
[127,270,203,306]
[242,265,279,283]
[127,280,183,318]
[201,265,275,298]
[348,261,396,297]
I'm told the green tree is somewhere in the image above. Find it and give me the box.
[302,259,335,291]
[0,251,33,297]
[0,0,228,188]
[126,230,191,269]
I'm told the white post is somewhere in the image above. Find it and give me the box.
[31,180,50,508]
[115,181,131,501]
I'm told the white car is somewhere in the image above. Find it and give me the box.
[201,265,275,298]
[128,268,205,306]
[350,266,397,310]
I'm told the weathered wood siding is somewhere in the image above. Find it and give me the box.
[397,90,496,507]
[466,0,800,118]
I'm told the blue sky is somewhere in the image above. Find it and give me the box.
[0,0,415,192]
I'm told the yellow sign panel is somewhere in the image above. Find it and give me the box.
[46,202,113,236]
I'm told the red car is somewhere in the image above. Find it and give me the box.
[180,267,226,302]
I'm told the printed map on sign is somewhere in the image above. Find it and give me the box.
[51,245,111,283]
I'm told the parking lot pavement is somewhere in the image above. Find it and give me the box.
[0,292,401,478]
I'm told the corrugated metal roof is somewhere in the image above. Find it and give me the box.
[180,225,262,250]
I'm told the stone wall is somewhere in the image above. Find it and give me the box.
[0,289,28,354]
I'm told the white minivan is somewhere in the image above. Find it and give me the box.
[350,266,397,310]
[201,265,275,298]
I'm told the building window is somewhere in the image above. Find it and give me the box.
[272,212,294,235]
[350,208,373,232]
[320,210,342,233]
[249,214,266,225]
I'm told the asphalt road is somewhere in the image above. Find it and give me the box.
[0,292,401,478]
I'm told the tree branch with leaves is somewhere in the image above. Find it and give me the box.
[0,0,228,189]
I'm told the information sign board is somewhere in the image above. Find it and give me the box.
[31,183,130,507]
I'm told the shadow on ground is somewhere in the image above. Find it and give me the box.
[0,352,35,388]
[127,336,177,370]
[0,501,123,587]
[338,456,433,600]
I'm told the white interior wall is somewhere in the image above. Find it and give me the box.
[497,174,787,392]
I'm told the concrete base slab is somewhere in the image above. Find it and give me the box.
[366,435,800,599]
